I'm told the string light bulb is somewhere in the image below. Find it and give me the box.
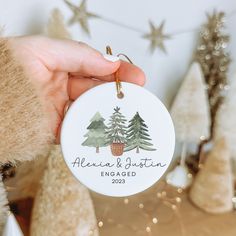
[98,221,103,228]
[139,203,144,209]
[152,217,158,224]
[146,226,151,233]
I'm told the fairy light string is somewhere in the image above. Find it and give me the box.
[95,181,185,235]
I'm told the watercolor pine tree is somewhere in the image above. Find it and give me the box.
[125,112,156,153]
[82,112,107,153]
[106,107,127,156]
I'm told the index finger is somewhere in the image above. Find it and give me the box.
[20,36,121,76]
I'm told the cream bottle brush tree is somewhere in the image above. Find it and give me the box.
[215,75,236,179]
[171,62,210,164]
[190,138,233,213]
[167,62,210,188]
[31,146,99,236]
[46,8,71,39]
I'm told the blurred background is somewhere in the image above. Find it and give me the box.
[0,0,236,104]
[1,0,236,236]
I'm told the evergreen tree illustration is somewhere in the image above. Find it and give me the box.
[125,112,156,153]
[106,107,127,144]
[82,112,107,153]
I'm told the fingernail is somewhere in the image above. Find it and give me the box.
[103,54,120,62]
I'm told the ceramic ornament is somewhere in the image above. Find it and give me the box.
[61,82,175,197]
[166,164,192,189]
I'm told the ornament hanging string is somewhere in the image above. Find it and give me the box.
[106,46,133,99]
[62,46,133,119]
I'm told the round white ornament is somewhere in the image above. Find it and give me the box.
[61,82,175,197]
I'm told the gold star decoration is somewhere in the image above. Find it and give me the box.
[64,0,99,35]
[143,21,171,53]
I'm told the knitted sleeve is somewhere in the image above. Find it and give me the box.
[0,39,54,164]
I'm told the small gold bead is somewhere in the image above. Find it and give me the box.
[88,230,94,235]
[157,192,162,198]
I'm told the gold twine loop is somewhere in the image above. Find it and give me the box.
[106,46,133,99]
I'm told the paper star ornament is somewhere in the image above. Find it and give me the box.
[143,21,170,53]
[64,0,99,35]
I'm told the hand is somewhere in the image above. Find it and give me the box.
[9,36,146,141]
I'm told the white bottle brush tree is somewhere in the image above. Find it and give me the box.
[215,76,236,180]
[106,107,127,156]
[82,112,107,153]
[125,112,156,153]
[189,138,234,213]
[167,62,210,188]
